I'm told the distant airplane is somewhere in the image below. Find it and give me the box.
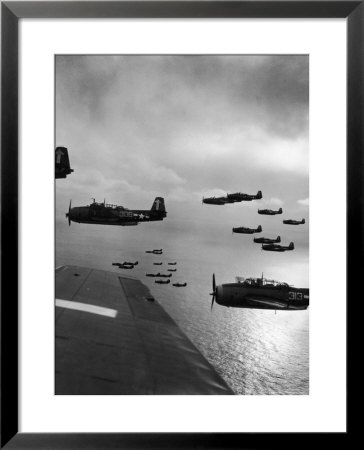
[153,262,163,265]
[232,225,262,234]
[210,274,309,311]
[261,242,294,252]
[55,146,73,179]
[146,273,162,277]
[202,196,234,205]
[66,197,166,226]
[168,262,177,265]
[226,190,262,202]
[258,207,282,215]
[283,218,305,225]
[173,282,187,287]
[168,269,177,272]
[253,236,281,244]
[155,279,170,284]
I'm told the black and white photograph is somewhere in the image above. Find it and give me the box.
[55,55,309,395]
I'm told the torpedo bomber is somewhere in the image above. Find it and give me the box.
[210,274,309,311]
[66,197,166,226]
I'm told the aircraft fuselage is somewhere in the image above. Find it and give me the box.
[233,226,262,234]
[215,282,309,310]
[262,243,294,252]
[254,236,280,244]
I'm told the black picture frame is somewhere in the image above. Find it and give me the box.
[1,1,357,448]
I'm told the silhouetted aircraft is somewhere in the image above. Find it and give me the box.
[261,242,294,252]
[168,269,177,272]
[227,190,262,202]
[66,197,166,226]
[210,274,308,311]
[168,262,177,265]
[253,236,281,244]
[202,196,234,205]
[55,146,73,179]
[283,218,305,225]
[173,282,187,287]
[118,264,134,269]
[112,262,138,268]
[258,207,282,215]
[232,225,262,234]
[146,273,162,277]
[155,279,170,284]
[153,262,163,265]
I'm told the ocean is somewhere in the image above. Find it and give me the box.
[56,202,309,395]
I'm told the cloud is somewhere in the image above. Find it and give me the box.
[297,198,309,207]
[56,55,308,249]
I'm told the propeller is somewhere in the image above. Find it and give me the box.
[66,200,72,226]
[210,273,216,310]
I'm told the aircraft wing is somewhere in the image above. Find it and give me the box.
[245,296,288,309]
[56,265,233,395]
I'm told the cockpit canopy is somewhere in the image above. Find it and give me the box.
[90,200,128,211]
[236,276,289,288]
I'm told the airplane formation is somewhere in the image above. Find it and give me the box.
[56,146,307,311]
[202,189,306,252]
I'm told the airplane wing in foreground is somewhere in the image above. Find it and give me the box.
[56,265,233,395]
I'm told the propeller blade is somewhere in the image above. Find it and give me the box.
[67,200,72,226]
[210,274,216,310]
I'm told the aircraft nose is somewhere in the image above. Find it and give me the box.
[67,207,82,223]
[215,286,222,305]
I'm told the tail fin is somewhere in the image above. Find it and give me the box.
[151,197,166,213]
[277,236,281,243]
[257,225,262,232]
[302,218,305,224]
[278,208,283,213]
[289,242,294,250]
[256,190,262,199]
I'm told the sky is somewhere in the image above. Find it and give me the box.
[56,55,309,284]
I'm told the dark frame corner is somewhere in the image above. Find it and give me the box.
[1,1,358,448]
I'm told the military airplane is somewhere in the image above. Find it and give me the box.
[168,262,177,265]
[112,261,138,268]
[210,274,309,311]
[253,236,281,244]
[155,279,170,284]
[173,282,187,287]
[283,218,305,225]
[232,225,262,234]
[153,262,163,266]
[226,190,262,202]
[55,146,73,179]
[168,269,177,272]
[258,207,282,215]
[202,196,235,205]
[118,264,134,269]
[261,242,294,252]
[66,197,166,226]
[146,273,162,277]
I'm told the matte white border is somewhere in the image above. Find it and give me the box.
[19,19,346,432]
